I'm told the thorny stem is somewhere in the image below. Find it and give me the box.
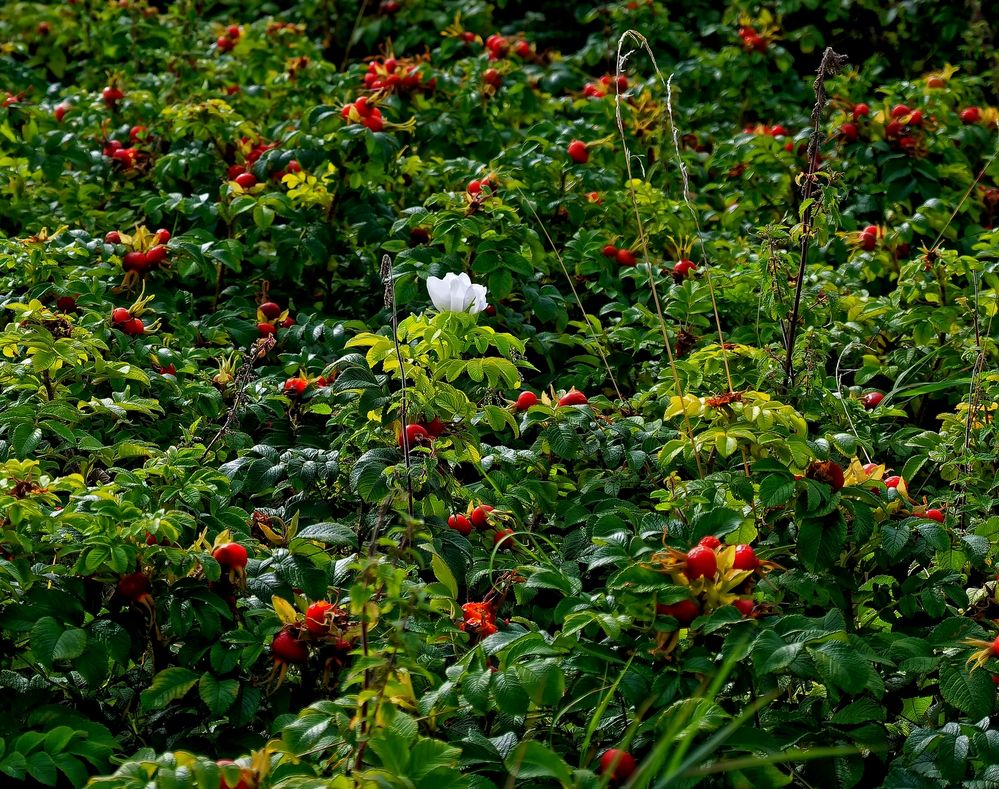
[201,340,270,458]
[782,47,847,392]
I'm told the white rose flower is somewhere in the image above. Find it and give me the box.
[426,272,488,314]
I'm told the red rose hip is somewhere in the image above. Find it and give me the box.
[470,504,494,530]
[271,630,309,663]
[515,391,538,410]
[448,514,472,535]
[685,545,717,580]
[567,140,589,164]
[598,749,637,782]
[732,544,759,571]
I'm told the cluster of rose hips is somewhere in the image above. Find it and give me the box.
[102,124,153,171]
[281,373,331,397]
[856,223,881,252]
[883,103,924,152]
[602,243,638,267]
[226,138,285,189]
[341,96,384,131]
[558,388,588,406]
[271,600,352,663]
[654,537,770,625]
[843,100,988,148]
[110,303,156,337]
[466,173,497,196]
[269,603,355,694]
[669,259,697,281]
[397,416,449,450]
[106,226,171,276]
[110,311,143,336]
[265,20,302,36]
[216,24,241,52]
[582,74,628,99]
[513,391,538,411]
[738,25,769,53]
[861,390,884,409]
[482,33,516,60]
[205,540,250,618]
[743,122,787,138]
[256,299,295,336]
[838,103,866,143]
[483,67,503,90]
[117,570,154,608]
[216,759,255,789]
[859,465,945,520]
[961,106,984,124]
[116,540,251,630]
[598,749,637,783]
[286,55,310,82]
[362,56,435,93]
[447,504,515,549]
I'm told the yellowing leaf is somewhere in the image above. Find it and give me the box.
[272,595,299,625]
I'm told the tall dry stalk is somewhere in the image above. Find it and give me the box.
[781,47,848,391]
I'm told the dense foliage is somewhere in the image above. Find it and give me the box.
[1,0,999,786]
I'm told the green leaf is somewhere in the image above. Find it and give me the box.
[881,523,910,558]
[430,552,458,599]
[829,433,857,456]
[350,448,397,502]
[505,740,573,785]
[461,670,492,714]
[759,475,795,507]
[198,673,240,716]
[808,640,869,694]
[30,618,86,667]
[294,522,357,548]
[253,203,275,229]
[491,669,530,715]
[140,667,200,711]
[830,697,886,725]
[11,423,43,457]
[25,751,57,786]
[939,661,995,721]
[547,423,581,459]
[523,568,581,596]
[408,736,463,783]
[368,728,411,776]
[518,660,565,706]
[797,513,846,571]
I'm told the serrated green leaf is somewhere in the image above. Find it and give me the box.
[198,673,240,716]
[140,667,199,711]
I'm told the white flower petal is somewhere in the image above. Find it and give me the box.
[426,271,489,314]
[467,284,488,314]
[426,275,449,311]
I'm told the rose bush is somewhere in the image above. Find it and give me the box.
[0,0,998,787]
